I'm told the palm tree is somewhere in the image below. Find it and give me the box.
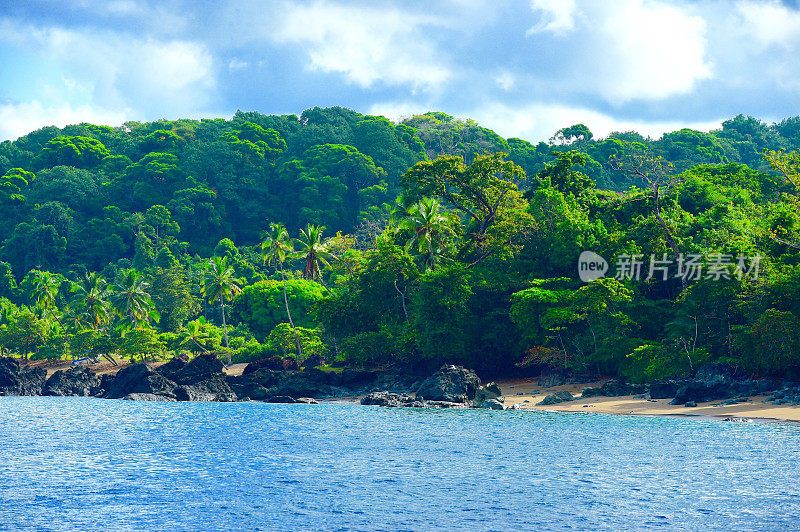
[178,317,212,354]
[398,197,455,271]
[110,269,159,331]
[262,222,302,357]
[294,224,336,283]
[32,272,61,321]
[73,272,111,330]
[202,256,242,364]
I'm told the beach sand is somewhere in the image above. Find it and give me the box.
[497,378,800,423]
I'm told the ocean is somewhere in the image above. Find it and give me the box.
[1,397,798,531]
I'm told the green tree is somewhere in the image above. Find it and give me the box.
[31,271,62,321]
[0,307,48,360]
[262,222,302,355]
[110,269,159,331]
[396,197,456,271]
[202,256,242,363]
[149,265,199,332]
[71,272,111,330]
[294,224,336,283]
[401,152,530,265]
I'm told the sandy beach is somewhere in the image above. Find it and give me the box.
[498,378,800,423]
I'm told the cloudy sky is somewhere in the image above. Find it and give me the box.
[0,0,799,143]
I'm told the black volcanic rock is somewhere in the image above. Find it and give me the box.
[415,365,481,403]
[44,367,101,397]
[103,363,177,400]
[0,357,46,396]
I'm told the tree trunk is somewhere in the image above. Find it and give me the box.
[220,299,230,365]
[394,279,409,322]
[653,185,687,291]
[281,264,302,357]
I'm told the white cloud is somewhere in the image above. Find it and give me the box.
[735,0,800,48]
[368,101,432,123]
[527,0,578,35]
[0,20,215,117]
[586,0,712,102]
[495,71,515,91]
[468,101,722,143]
[0,100,130,142]
[272,2,450,90]
[228,58,249,71]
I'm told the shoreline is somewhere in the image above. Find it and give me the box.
[496,378,800,424]
[10,358,800,423]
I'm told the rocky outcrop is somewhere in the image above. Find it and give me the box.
[648,380,681,399]
[766,386,800,406]
[361,391,416,407]
[230,365,421,402]
[668,364,781,405]
[103,363,177,400]
[242,356,298,374]
[415,365,481,403]
[361,376,505,410]
[360,391,468,409]
[538,390,574,405]
[581,379,646,398]
[154,353,189,382]
[123,393,177,401]
[0,357,46,396]
[44,367,101,397]
[473,382,505,409]
[170,355,237,402]
[538,368,568,388]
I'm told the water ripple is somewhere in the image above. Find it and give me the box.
[0,397,798,531]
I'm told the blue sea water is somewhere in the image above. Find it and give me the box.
[0,398,798,531]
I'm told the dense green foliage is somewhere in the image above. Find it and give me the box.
[0,107,799,380]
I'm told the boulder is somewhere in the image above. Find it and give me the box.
[174,375,237,402]
[266,396,298,403]
[103,363,177,400]
[538,390,574,405]
[648,380,681,399]
[243,356,298,374]
[123,393,177,402]
[538,367,567,388]
[415,365,481,403]
[44,367,101,397]
[581,379,647,398]
[480,398,505,410]
[361,391,413,407]
[473,382,505,408]
[171,354,225,385]
[670,364,736,405]
[295,397,319,404]
[0,357,46,396]
[155,354,189,382]
[226,376,270,401]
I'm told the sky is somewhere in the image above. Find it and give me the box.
[1,0,799,143]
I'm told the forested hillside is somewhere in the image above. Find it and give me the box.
[0,107,798,380]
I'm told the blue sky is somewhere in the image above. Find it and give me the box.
[1,0,799,143]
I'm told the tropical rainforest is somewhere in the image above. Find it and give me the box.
[0,107,798,381]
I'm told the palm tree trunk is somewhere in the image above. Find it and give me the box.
[281,264,302,357]
[220,299,230,365]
